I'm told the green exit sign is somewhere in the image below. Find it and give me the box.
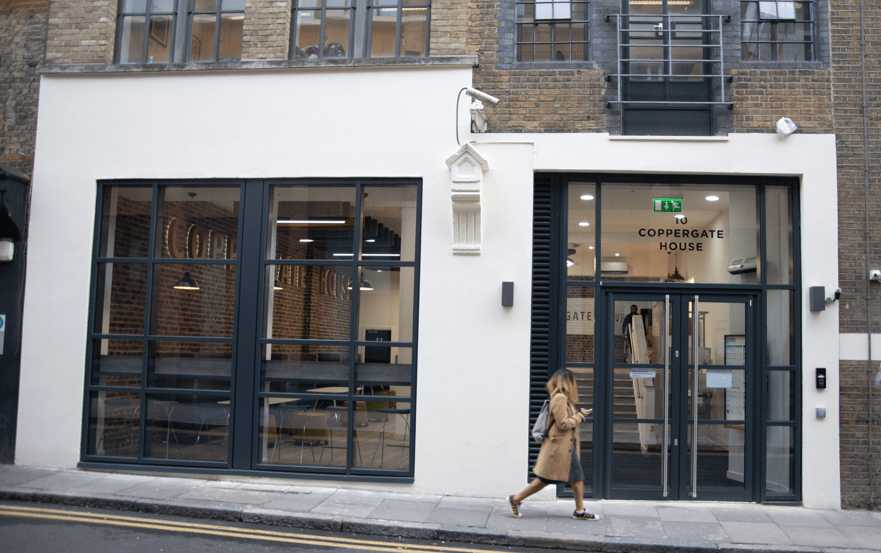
[654,198,682,213]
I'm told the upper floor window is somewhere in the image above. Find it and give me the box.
[515,0,589,62]
[115,0,244,64]
[741,1,813,62]
[291,0,431,60]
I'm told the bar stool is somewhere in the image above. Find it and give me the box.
[371,408,410,469]
[96,397,140,456]
[270,402,320,464]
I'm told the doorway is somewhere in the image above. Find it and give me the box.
[622,0,713,135]
[605,292,755,501]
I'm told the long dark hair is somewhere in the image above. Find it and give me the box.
[546,368,578,404]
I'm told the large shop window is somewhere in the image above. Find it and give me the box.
[116,0,245,64]
[291,0,431,60]
[84,181,420,478]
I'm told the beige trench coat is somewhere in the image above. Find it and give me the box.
[532,392,583,483]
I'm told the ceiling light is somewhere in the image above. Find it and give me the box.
[580,194,595,201]
[174,270,200,290]
[588,246,594,250]
[364,253,400,257]
[579,221,590,227]
[366,239,376,243]
[274,279,284,290]
[277,219,347,225]
[675,214,686,219]
[705,195,720,202]
[347,276,374,291]
[615,253,620,257]
[299,238,313,243]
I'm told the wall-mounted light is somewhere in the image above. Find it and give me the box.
[347,275,373,291]
[0,238,13,262]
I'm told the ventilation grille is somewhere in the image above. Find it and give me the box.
[528,176,555,479]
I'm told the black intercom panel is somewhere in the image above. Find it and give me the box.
[816,368,827,389]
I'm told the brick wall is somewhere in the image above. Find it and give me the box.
[0,0,48,177]
[242,0,291,60]
[830,0,881,335]
[429,0,468,56]
[471,0,608,133]
[840,361,881,510]
[729,69,834,134]
[45,0,115,64]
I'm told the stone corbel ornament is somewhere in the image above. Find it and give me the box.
[446,143,489,255]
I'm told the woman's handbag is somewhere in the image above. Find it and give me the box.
[531,399,550,443]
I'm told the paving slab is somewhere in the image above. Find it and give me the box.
[545,513,607,535]
[838,525,881,549]
[426,506,491,528]
[18,470,106,491]
[662,521,731,543]
[658,505,719,523]
[55,473,148,495]
[604,514,668,539]
[261,489,335,512]
[485,506,548,533]
[779,525,856,548]
[822,510,881,527]
[602,502,661,518]
[367,499,437,523]
[312,489,388,517]
[712,506,775,523]
[0,466,59,488]
[112,476,203,501]
[176,486,275,506]
[720,521,795,545]
[764,508,835,529]
[435,495,498,512]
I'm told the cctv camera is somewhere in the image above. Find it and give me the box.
[871,270,881,282]
[465,87,500,107]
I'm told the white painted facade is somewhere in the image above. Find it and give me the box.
[18,65,840,509]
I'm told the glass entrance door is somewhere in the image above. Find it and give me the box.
[622,0,713,135]
[606,293,754,501]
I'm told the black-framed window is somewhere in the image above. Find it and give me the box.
[290,0,431,60]
[115,0,244,64]
[741,0,814,62]
[515,0,589,62]
[83,180,420,479]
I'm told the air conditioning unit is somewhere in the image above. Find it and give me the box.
[600,259,629,274]
[727,256,757,275]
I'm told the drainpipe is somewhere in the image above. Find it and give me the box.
[860,0,876,508]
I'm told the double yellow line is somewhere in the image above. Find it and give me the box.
[0,504,499,553]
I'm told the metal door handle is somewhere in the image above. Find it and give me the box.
[691,295,699,498]
[662,295,670,497]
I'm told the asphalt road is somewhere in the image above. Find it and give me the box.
[0,501,564,553]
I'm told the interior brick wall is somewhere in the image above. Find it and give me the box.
[0,0,47,176]
[840,360,881,510]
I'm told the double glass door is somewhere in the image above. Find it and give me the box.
[607,292,754,501]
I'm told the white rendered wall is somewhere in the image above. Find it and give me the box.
[21,69,839,506]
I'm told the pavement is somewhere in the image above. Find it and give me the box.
[1,465,880,552]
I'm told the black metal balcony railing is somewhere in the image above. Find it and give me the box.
[604,13,734,109]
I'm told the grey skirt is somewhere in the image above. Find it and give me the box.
[537,445,585,485]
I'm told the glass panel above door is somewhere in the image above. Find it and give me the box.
[600,184,759,283]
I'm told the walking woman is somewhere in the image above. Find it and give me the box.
[508,369,598,520]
